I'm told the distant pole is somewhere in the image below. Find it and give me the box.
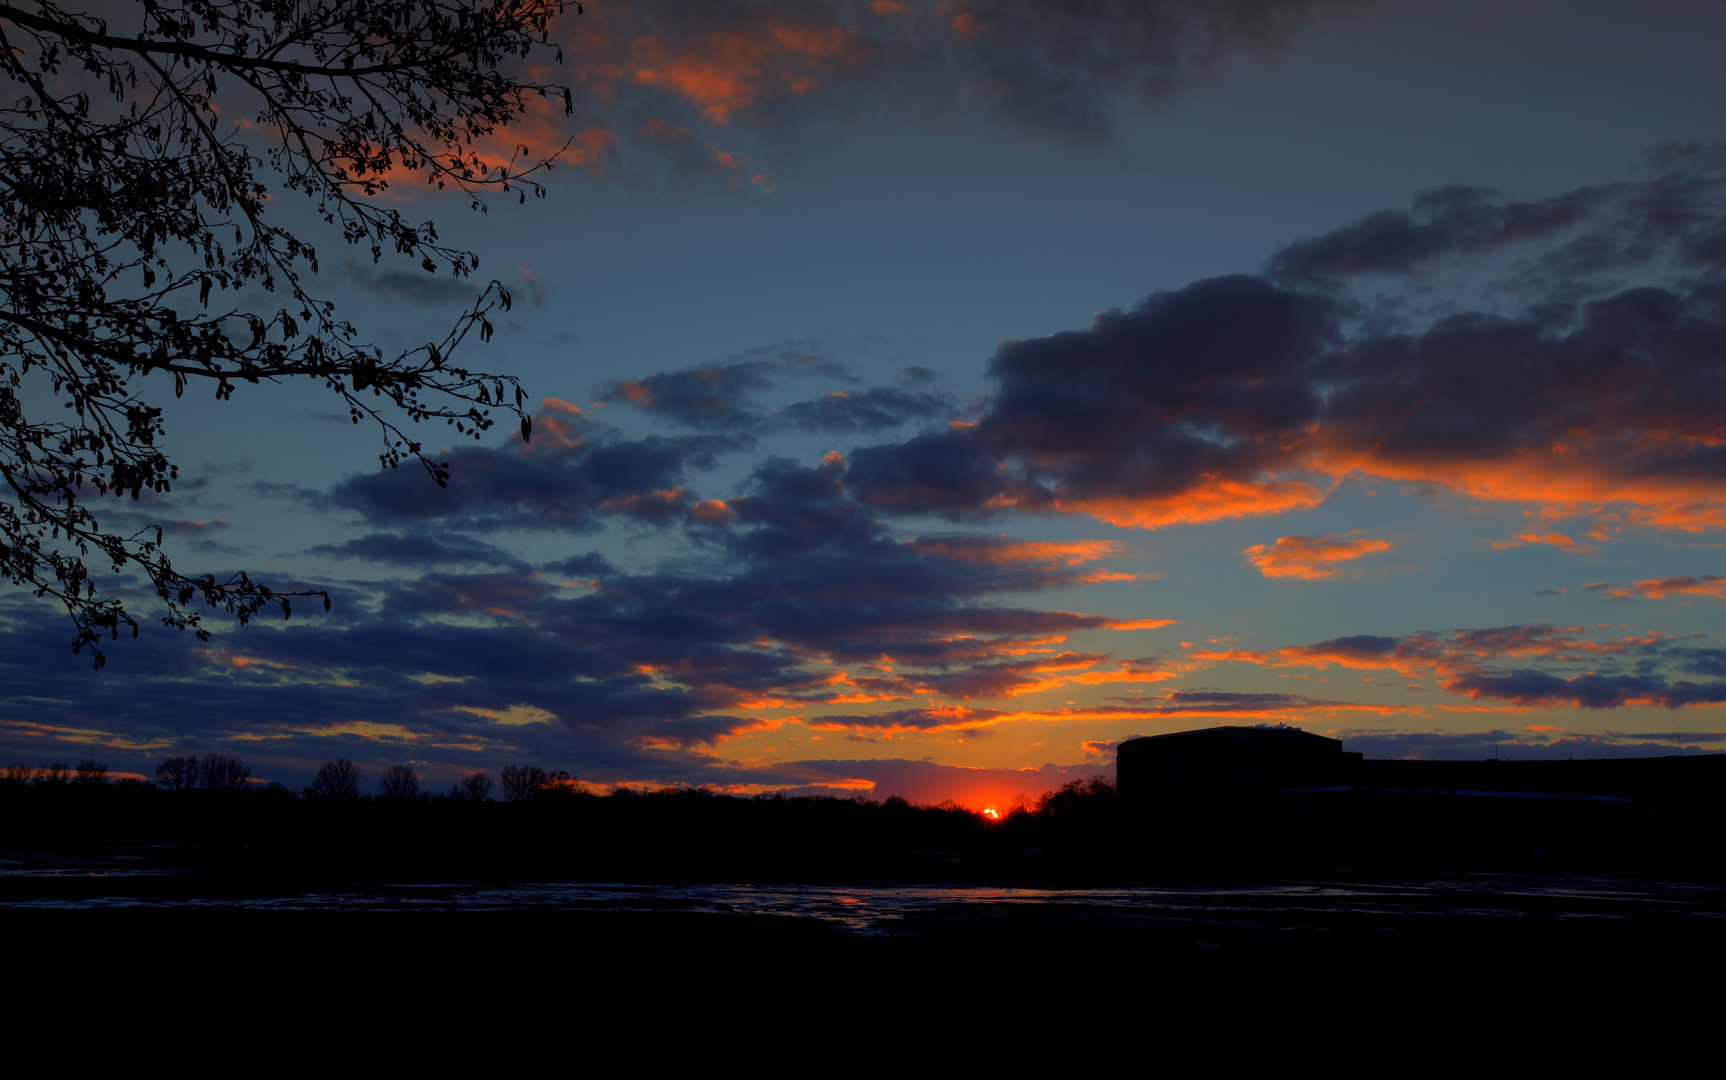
[1493,730,1499,761]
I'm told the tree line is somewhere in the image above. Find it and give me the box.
[0,755,590,804]
[0,753,1110,827]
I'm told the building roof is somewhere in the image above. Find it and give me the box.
[1118,726,1339,750]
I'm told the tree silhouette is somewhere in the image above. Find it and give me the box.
[200,754,251,790]
[500,764,546,801]
[537,769,583,801]
[378,764,420,800]
[74,759,107,785]
[312,758,363,799]
[0,1,579,665]
[156,755,200,790]
[454,770,491,802]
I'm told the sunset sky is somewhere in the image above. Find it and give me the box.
[5,0,1726,806]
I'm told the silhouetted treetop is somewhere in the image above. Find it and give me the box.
[454,770,491,802]
[201,754,251,790]
[312,757,363,799]
[0,0,578,664]
[379,764,420,800]
[156,754,199,790]
[500,764,544,801]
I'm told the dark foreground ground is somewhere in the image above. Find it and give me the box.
[8,779,1726,1068]
[10,862,1726,1070]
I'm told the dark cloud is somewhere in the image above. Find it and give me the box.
[339,256,480,308]
[846,274,1338,526]
[1338,730,1720,761]
[1271,143,1726,290]
[541,552,618,578]
[306,532,517,568]
[1196,623,1726,711]
[601,359,780,431]
[328,401,748,531]
[335,258,552,317]
[0,451,1166,789]
[1672,647,1726,678]
[562,0,1372,192]
[98,513,240,556]
[844,151,1726,533]
[600,349,945,435]
[1264,184,1605,287]
[776,387,954,433]
[1444,670,1678,710]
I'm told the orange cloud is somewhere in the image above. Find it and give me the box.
[1490,530,1588,552]
[687,499,735,524]
[629,21,870,125]
[906,536,1122,568]
[1056,478,1325,530]
[1633,575,1726,600]
[1312,445,1726,534]
[1243,532,1392,580]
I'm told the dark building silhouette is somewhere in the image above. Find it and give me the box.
[1116,726,1358,803]
[1117,725,1726,811]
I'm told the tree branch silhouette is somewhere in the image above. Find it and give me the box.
[0,0,578,665]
